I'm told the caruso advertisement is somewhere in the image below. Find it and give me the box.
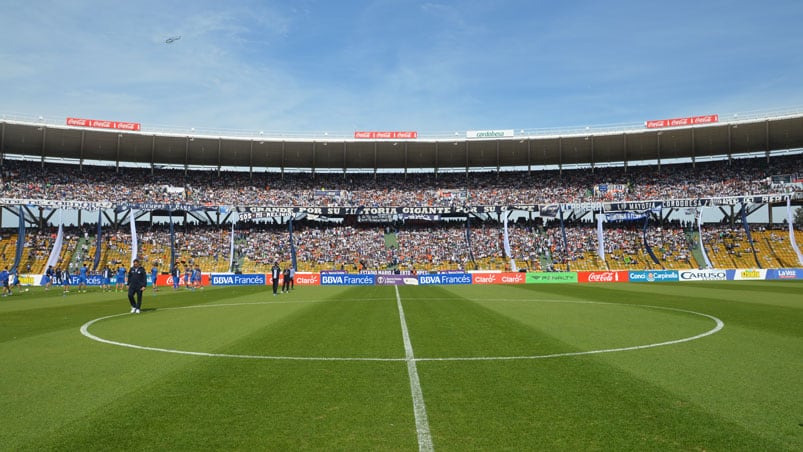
[679,269,728,281]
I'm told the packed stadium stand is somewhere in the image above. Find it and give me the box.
[2,151,801,275]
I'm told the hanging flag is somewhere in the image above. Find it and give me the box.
[289,217,298,271]
[697,207,713,268]
[93,210,103,270]
[502,213,517,272]
[130,208,138,266]
[596,213,605,261]
[45,212,65,273]
[558,204,570,270]
[12,207,26,273]
[229,220,236,272]
[787,197,803,266]
[465,217,477,269]
[169,212,177,270]
[642,216,661,266]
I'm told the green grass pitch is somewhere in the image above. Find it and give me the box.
[1,281,801,450]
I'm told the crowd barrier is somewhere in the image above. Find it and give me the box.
[17,268,803,287]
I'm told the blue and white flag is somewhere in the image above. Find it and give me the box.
[697,207,713,268]
[130,208,138,266]
[787,197,803,266]
[502,213,517,272]
[45,213,64,273]
[596,214,605,261]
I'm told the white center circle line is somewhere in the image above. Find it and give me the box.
[80,299,724,362]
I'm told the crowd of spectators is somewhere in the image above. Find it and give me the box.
[2,154,801,208]
[1,153,802,272]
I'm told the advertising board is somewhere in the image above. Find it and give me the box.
[525,272,578,284]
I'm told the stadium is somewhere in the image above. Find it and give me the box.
[1,110,802,451]
[2,2,803,449]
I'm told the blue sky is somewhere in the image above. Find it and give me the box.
[1,0,802,134]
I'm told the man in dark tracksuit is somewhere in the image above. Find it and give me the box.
[271,262,281,296]
[127,259,148,314]
[282,267,291,293]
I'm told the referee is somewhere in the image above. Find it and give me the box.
[127,259,148,314]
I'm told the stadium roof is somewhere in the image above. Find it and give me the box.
[2,111,803,172]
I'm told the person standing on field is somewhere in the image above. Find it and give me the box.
[271,262,281,296]
[127,259,147,314]
[151,262,159,293]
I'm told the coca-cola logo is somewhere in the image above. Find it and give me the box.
[588,272,614,282]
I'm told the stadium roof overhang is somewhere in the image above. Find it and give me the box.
[2,114,803,171]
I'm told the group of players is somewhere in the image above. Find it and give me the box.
[36,261,206,294]
[6,260,296,316]
[1,266,22,296]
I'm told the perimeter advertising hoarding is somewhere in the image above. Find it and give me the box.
[644,114,718,129]
[66,117,141,131]
[471,272,526,285]
[210,274,266,286]
[466,129,514,139]
[155,274,211,287]
[294,272,320,286]
[417,273,472,285]
[577,271,629,283]
[525,272,578,284]
[628,270,679,282]
[19,274,42,286]
[678,269,728,282]
[731,269,767,280]
[354,131,418,139]
[320,274,376,286]
[376,275,420,286]
[67,275,104,286]
[766,269,803,280]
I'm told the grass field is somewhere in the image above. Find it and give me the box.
[1,281,801,451]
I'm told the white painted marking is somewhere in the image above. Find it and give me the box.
[417,303,725,362]
[395,286,434,452]
[80,299,724,364]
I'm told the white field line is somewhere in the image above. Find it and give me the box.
[80,299,724,364]
[395,286,434,452]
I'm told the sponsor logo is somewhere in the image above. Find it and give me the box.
[210,274,266,286]
[629,270,679,282]
[579,271,629,283]
[525,272,578,284]
[679,270,727,281]
[418,273,472,285]
[472,274,498,284]
[466,129,515,139]
[68,275,104,286]
[294,273,320,285]
[376,275,419,286]
[473,272,527,284]
[740,269,761,279]
[775,269,799,279]
[500,273,526,284]
[589,272,615,282]
[320,274,376,286]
